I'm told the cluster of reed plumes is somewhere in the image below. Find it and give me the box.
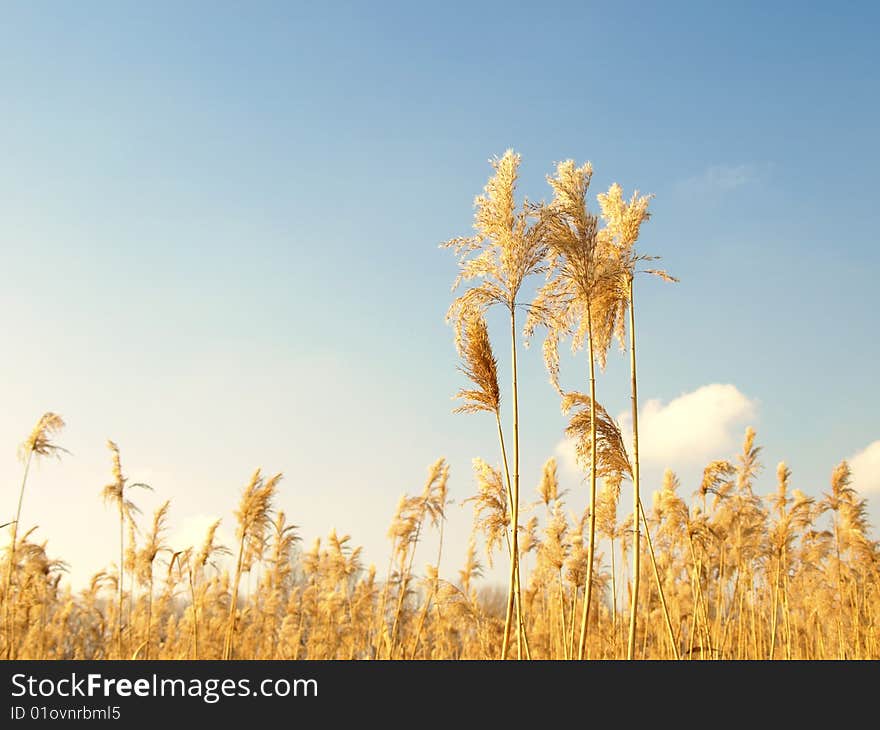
[2,152,878,660]
[0,415,877,660]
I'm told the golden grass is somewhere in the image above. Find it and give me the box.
[2,153,877,661]
[0,420,878,659]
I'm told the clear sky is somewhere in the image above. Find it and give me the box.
[2,1,878,589]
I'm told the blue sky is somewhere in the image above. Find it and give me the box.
[1,1,878,588]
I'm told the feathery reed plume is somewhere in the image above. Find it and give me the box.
[453,309,501,416]
[459,537,483,599]
[736,426,762,495]
[18,413,67,461]
[408,471,451,659]
[527,159,622,660]
[697,460,735,514]
[101,440,150,659]
[262,512,300,658]
[374,496,409,658]
[387,459,448,659]
[444,150,547,659]
[452,308,532,655]
[195,520,227,573]
[1,426,879,659]
[765,462,814,658]
[537,458,560,508]
[597,181,675,659]
[223,469,281,659]
[4,412,66,659]
[818,460,867,658]
[596,475,622,646]
[711,428,766,659]
[136,500,170,659]
[464,459,511,567]
[560,390,631,658]
[637,496,680,659]
[374,461,447,660]
[560,393,632,482]
[183,519,229,659]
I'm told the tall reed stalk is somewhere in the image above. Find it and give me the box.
[444,150,547,658]
[596,182,672,659]
[223,469,280,660]
[101,440,150,659]
[529,160,620,658]
[3,413,66,659]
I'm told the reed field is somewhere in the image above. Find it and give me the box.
[2,152,877,661]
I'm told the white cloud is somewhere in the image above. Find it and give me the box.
[555,384,757,477]
[675,163,766,196]
[849,441,880,494]
[554,437,580,479]
[621,384,757,467]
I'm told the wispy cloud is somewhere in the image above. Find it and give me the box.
[849,440,880,494]
[675,163,768,197]
[555,383,758,478]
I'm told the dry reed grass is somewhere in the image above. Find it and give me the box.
[2,154,876,661]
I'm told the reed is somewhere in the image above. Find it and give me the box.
[223,469,281,660]
[1,434,877,660]
[444,150,547,658]
[3,412,66,659]
[3,154,878,663]
[100,440,150,659]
